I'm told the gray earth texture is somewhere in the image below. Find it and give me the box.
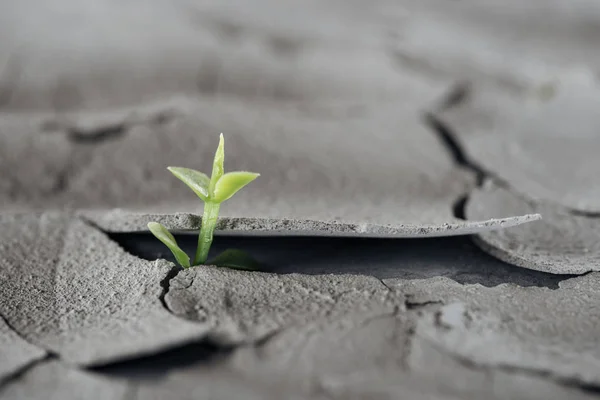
[1,1,599,399]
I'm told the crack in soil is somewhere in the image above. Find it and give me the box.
[43,109,177,195]
[159,264,183,312]
[426,101,600,219]
[0,355,56,390]
[0,311,54,359]
[424,112,493,188]
[451,193,469,221]
[405,299,443,310]
[67,124,128,144]
[0,313,55,389]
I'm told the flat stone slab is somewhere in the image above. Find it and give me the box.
[466,183,600,274]
[0,213,208,366]
[0,316,46,384]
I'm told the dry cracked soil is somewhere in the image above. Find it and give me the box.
[1,1,600,399]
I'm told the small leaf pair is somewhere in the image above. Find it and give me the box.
[169,168,258,204]
[148,134,260,269]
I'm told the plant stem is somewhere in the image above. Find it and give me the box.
[194,201,221,265]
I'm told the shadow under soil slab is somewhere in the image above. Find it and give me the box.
[465,183,600,274]
[111,232,570,288]
[0,212,208,366]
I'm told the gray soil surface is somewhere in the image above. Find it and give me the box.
[1,1,599,399]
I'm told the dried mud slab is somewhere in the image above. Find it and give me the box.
[0,317,46,383]
[133,366,323,400]
[386,274,600,388]
[0,213,207,365]
[403,331,598,400]
[0,117,73,209]
[223,313,597,400]
[0,361,130,400]
[465,183,600,274]
[438,74,600,212]
[159,272,599,399]
[86,211,540,239]
[0,360,314,400]
[165,266,399,344]
[1,99,541,237]
[60,98,539,238]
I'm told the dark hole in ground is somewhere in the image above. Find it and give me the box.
[109,233,572,289]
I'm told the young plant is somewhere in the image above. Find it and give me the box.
[148,133,260,269]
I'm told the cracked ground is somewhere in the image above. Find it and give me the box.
[1,1,600,399]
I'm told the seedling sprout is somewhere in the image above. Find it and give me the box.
[148,134,260,269]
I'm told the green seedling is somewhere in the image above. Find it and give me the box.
[148,133,260,269]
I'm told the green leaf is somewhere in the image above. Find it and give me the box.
[167,167,210,201]
[209,133,225,194]
[147,222,190,268]
[212,171,260,203]
[207,249,262,271]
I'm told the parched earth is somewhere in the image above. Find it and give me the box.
[1,1,599,399]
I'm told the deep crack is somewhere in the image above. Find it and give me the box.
[159,264,183,312]
[565,208,600,218]
[426,105,594,219]
[405,299,443,310]
[424,112,487,186]
[451,194,469,221]
[67,124,127,144]
[82,217,184,314]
